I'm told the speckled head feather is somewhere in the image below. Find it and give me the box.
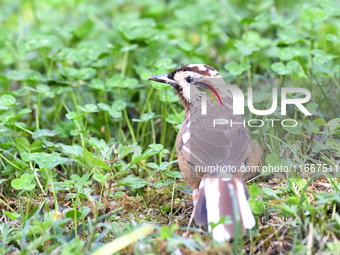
[148,64,222,108]
[168,64,221,80]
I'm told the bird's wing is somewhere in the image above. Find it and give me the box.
[186,105,252,178]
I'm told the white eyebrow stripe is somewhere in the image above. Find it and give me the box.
[187,64,207,71]
[209,70,220,76]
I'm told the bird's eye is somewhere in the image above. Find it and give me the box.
[185,76,194,84]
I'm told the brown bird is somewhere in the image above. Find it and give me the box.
[148,64,261,242]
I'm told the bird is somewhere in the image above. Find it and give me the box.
[148,64,262,242]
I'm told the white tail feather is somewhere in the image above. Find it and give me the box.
[236,182,256,229]
[203,179,232,241]
[201,178,255,242]
[211,224,231,243]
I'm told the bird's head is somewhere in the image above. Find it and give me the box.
[148,64,222,107]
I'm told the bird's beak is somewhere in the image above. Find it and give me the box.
[148,74,179,88]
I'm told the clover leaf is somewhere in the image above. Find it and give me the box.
[11,173,36,191]
[224,62,251,76]
[326,33,340,43]
[0,94,16,106]
[132,112,156,122]
[271,60,298,75]
[21,152,67,169]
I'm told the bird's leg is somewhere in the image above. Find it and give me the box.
[184,188,199,237]
[184,207,195,237]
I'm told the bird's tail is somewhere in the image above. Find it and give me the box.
[194,177,255,242]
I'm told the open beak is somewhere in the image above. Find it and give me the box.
[148,74,179,88]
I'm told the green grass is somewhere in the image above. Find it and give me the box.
[0,0,340,254]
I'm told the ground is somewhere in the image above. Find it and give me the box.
[1,0,340,254]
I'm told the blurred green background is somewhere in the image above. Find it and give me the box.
[1,0,340,254]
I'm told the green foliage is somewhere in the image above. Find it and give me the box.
[11,173,36,191]
[0,0,340,254]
